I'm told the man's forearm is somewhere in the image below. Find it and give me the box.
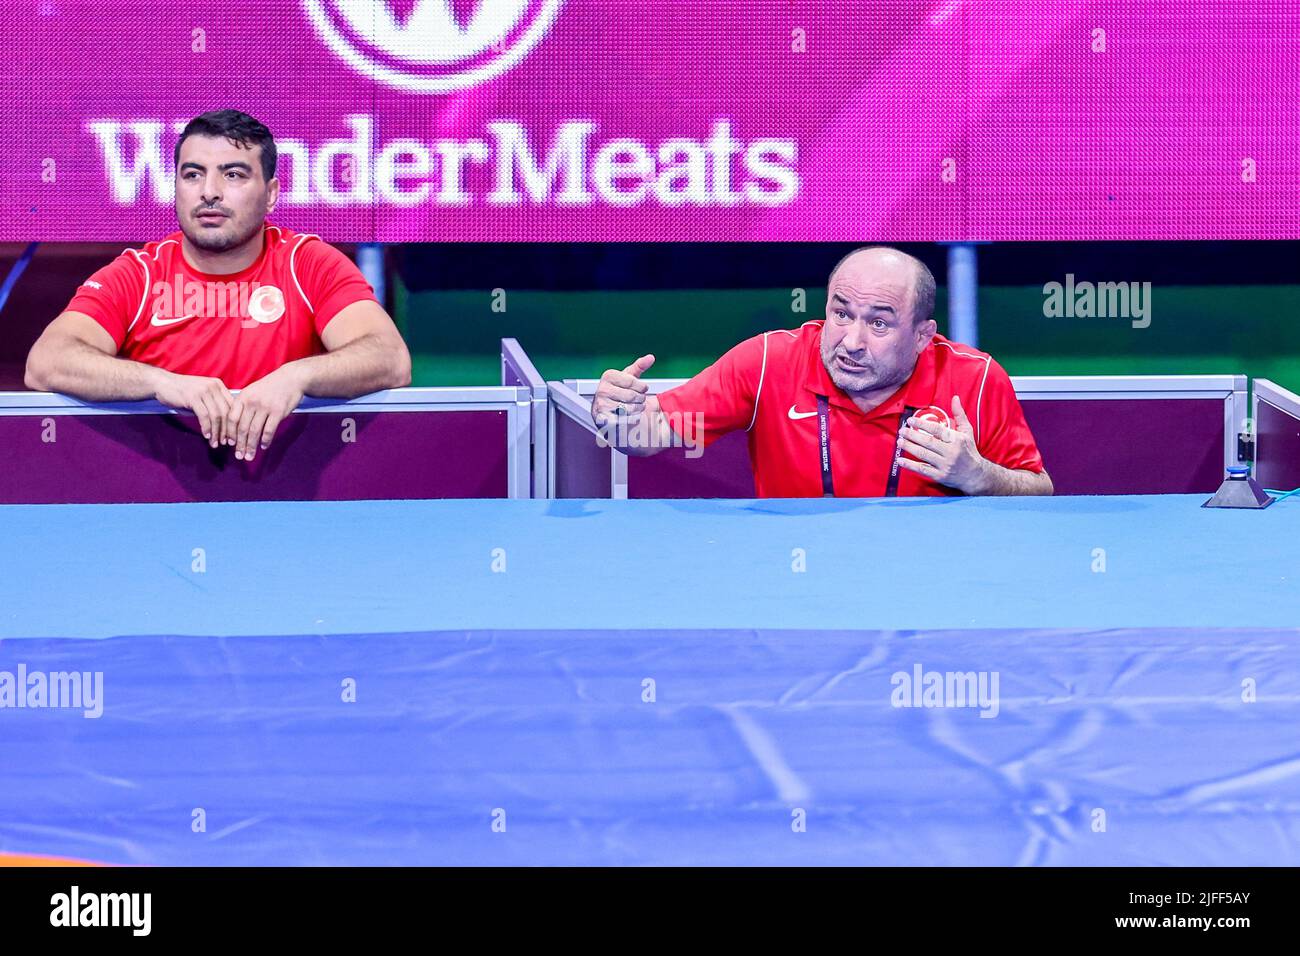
[969,461,1054,496]
[26,340,164,402]
[281,334,410,399]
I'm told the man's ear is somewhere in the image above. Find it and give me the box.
[915,318,938,349]
[266,176,279,215]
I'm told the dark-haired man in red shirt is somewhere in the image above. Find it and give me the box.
[593,246,1053,497]
[25,109,411,462]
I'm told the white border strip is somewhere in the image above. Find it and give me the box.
[506,396,530,500]
[0,387,525,416]
[500,338,546,397]
[547,381,600,434]
[1255,379,1300,418]
[572,374,1243,399]
[501,339,549,498]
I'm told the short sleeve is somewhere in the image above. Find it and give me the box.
[293,239,380,336]
[656,334,766,447]
[976,360,1044,473]
[63,253,148,350]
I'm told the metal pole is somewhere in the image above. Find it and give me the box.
[357,242,386,309]
[946,243,978,347]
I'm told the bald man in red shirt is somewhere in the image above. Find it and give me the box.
[592,246,1053,497]
[24,109,411,463]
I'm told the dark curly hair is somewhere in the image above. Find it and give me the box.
[174,109,277,182]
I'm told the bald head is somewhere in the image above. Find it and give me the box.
[828,246,936,328]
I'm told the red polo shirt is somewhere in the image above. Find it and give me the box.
[656,321,1044,498]
[63,223,377,389]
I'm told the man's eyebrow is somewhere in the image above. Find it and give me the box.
[179,161,253,172]
[831,293,897,316]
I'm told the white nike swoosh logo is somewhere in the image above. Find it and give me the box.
[151,313,196,327]
[788,405,817,420]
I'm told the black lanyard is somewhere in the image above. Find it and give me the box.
[816,395,835,496]
[816,396,919,498]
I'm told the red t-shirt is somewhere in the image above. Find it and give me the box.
[656,321,1045,498]
[64,223,378,389]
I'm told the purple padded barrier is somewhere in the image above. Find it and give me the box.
[628,431,755,499]
[623,401,1225,493]
[0,410,508,504]
[555,386,1232,498]
[552,410,611,499]
[1022,399,1225,496]
[1256,394,1300,493]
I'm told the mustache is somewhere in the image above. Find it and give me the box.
[831,347,871,368]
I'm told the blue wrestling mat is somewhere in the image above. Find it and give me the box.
[1,496,1298,865]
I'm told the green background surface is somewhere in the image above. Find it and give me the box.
[395,281,1300,389]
